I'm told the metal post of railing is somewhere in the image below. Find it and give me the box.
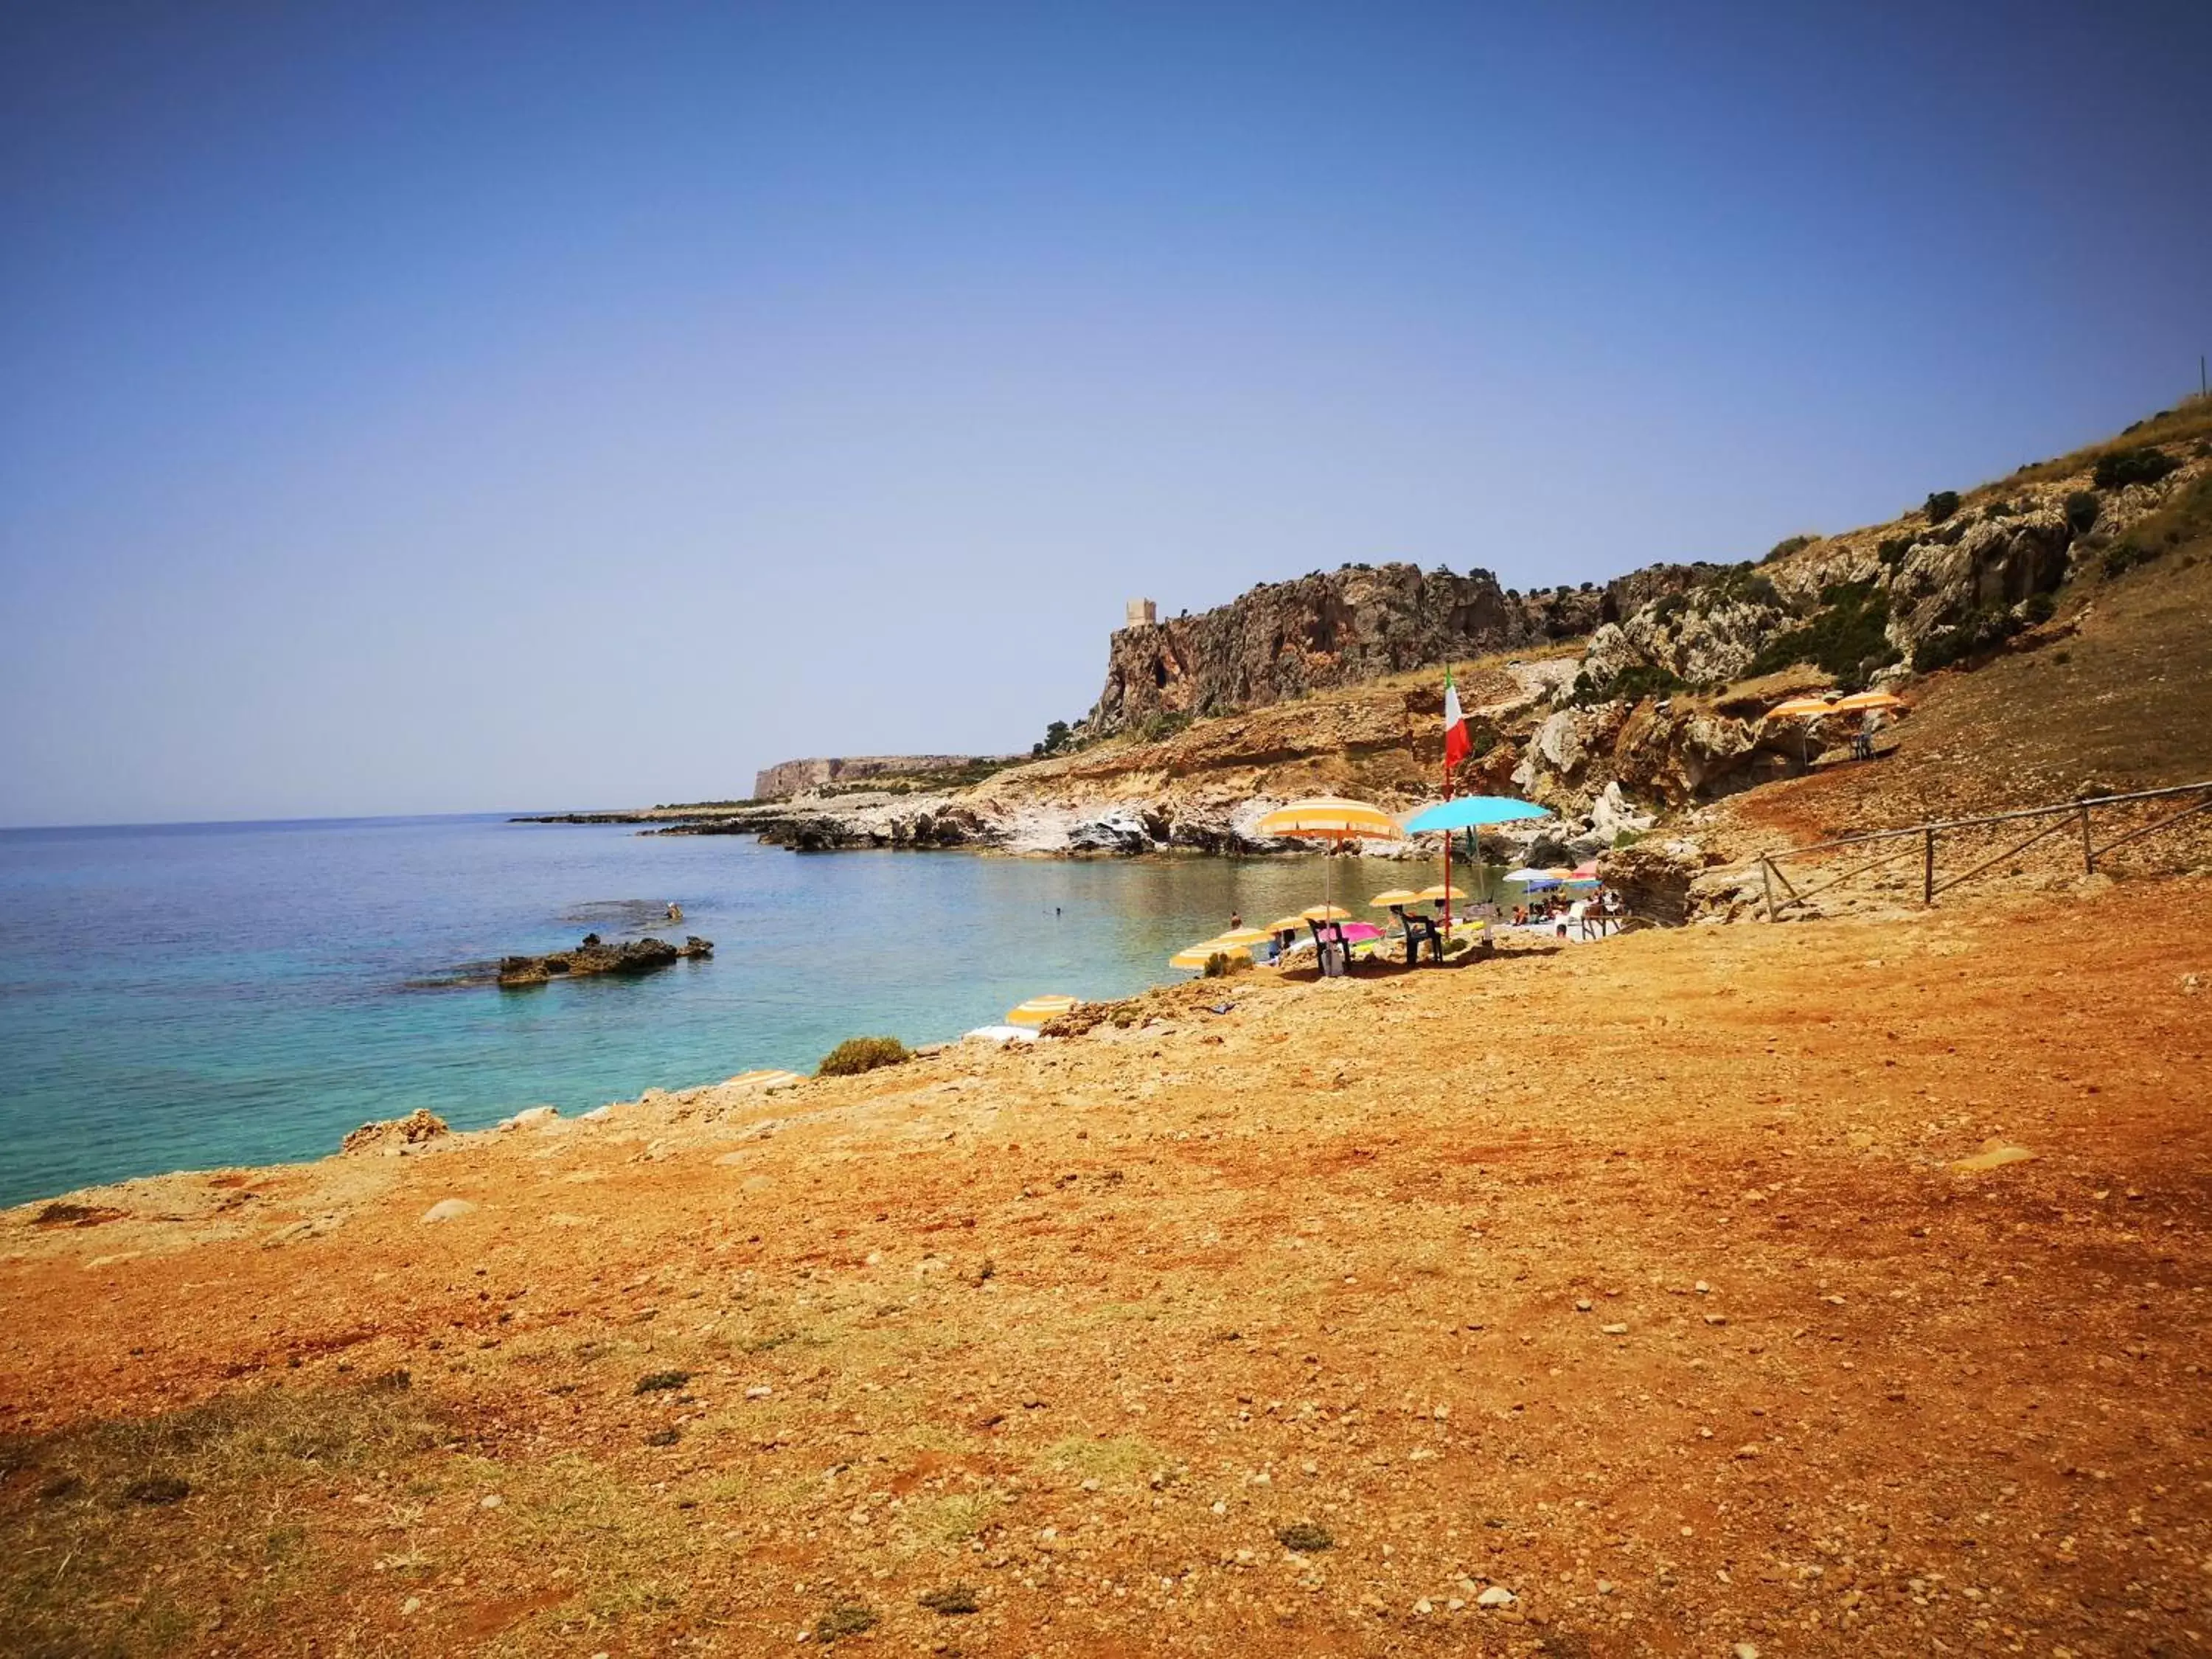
[1760,856,1776,921]
[1923,827,1936,905]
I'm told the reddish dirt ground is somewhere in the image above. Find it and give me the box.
[5,877,2212,1657]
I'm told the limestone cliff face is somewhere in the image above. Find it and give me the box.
[751,754,1011,801]
[1088,562,1711,735]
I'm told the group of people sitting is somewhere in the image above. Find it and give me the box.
[1511,888,1621,939]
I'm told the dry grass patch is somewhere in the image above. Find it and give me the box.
[0,1380,446,1659]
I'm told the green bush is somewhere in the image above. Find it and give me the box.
[1762,533,1818,563]
[1700,566,1784,609]
[2021,591,2056,625]
[1981,500,2018,521]
[1130,710,1194,743]
[2100,539,2160,580]
[1924,490,1961,524]
[817,1036,911,1078]
[1911,606,2023,673]
[1745,581,1898,687]
[2064,491,2101,535]
[1569,662,1686,707]
[2092,446,2179,490]
[1877,535,1913,568]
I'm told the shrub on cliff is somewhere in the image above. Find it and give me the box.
[1912,606,2023,673]
[1569,662,1685,708]
[2092,446,2179,490]
[817,1037,911,1078]
[2065,491,2101,535]
[1761,533,1817,564]
[1745,582,1898,688]
[2022,591,2056,625]
[1924,490,1961,525]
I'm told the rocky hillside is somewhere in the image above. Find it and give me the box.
[1517,398,2211,813]
[1088,560,1713,736]
[615,398,2212,867]
[751,753,1016,801]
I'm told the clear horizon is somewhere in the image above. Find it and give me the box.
[4,1,2209,828]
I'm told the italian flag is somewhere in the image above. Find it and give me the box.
[1442,667,1471,771]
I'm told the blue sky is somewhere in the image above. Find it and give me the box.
[3,1,2207,824]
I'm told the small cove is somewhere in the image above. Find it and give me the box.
[0,813,1492,1206]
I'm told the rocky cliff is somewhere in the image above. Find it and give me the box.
[1088,561,1715,735]
[751,754,1015,801]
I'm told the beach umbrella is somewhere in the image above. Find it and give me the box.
[1503,867,1554,883]
[1214,927,1276,947]
[1414,885,1451,903]
[1300,903,1352,921]
[1367,888,1422,909]
[1253,797,1401,917]
[1832,689,1907,713]
[1570,861,1600,880]
[1400,796,1550,833]
[1169,942,1249,972]
[1767,695,1837,720]
[1767,695,1840,767]
[1264,914,1309,936]
[1006,995,1079,1028]
[1402,794,1551,917]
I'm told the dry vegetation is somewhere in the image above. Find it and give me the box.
[6,877,2212,1656]
[1703,481,2212,883]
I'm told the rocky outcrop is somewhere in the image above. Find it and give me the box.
[1514,701,1798,813]
[1090,561,1714,735]
[752,754,1014,801]
[1580,593,1792,691]
[1596,840,1710,925]
[340,1109,450,1156]
[496,934,713,987]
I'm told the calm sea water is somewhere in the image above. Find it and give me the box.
[0,814,1478,1207]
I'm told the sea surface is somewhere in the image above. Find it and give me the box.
[0,813,1488,1207]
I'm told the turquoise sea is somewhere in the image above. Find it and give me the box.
[0,813,1479,1208]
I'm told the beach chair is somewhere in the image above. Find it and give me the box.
[1402,912,1442,965]
[1312,920,1351,977]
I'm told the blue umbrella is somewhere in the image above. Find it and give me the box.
[1400,796,1551,919]
[1401,796,1551,834]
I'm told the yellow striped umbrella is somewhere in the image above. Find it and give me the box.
[1169,941,1250,971]
[1265,915,1309,934]
[1006,995,1079,1028]
[1414,885,1451,902]
[1368,888,1422,908]
[1767,695,1836,720]
[1213,927,1276,947]
[1254,796,1400,839]
[1832,689,1907,712]
[1256,797,1399,919]
[1300,904,1352,922]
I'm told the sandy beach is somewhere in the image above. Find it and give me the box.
[6,874,2208,1655]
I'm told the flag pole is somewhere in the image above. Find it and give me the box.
[1441,665,1453,942]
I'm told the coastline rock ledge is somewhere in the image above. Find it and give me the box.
[497,933,713,987]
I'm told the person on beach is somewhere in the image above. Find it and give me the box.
[1229,911,1242,931]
